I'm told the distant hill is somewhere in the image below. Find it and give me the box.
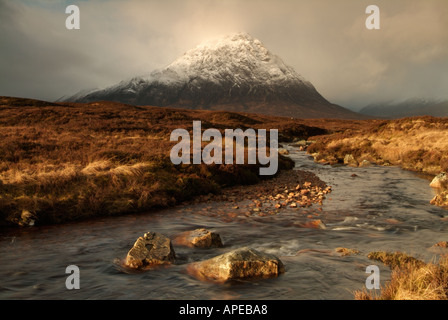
[360,99,448,118]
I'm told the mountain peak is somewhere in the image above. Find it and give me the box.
[187,32,263,53]
[65,33,366,119]
[191,32,268,56]
[152,32,311,90]
[197,32,258,46]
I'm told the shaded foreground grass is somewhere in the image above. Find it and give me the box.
[0,97,328,226]
[355,251,448,300]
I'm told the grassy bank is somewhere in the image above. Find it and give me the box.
[306,116,448,207]
[307,116,448,175]
[0,97,326,226]
[355,251,448,300]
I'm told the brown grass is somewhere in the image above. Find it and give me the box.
[367,251,426,269]
[0,96,326,226]
[335,247,360,256]
[355,251,448,300]
[307,116,448,175]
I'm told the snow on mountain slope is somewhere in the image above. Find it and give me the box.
[66,33,365,119]
[152,33,313,88]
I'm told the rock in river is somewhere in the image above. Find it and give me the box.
[18,210,36,227]
[430,190,448,207]
[359,160,371,167]
[187,247,285,282]
[430,172,447,189]
[173,228,223,248]
[125,232,175,269]
[278,148,290,155]
[344,154,359,167]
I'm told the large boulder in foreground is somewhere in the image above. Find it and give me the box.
[173,228,223,248]
[187,247,285,283]
[125,232,175,269]
[430,172,447,189]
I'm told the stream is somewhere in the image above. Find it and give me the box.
[1,145,447,300]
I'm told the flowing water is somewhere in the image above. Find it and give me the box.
[1,146,447,300]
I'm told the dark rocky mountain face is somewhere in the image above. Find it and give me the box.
[65,33,366,119]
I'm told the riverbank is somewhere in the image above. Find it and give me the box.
[0,96,327,227]
[305,116,448,207]
[355,250,448,300]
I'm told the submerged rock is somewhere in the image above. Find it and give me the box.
[296,219,327,229]
[429,241,448,254]
[173,228,223,248]
[432,241,448,248]
[187,247,285,282]
[278,148,290,155]
[125,232,175,269]
[335,247,360,256]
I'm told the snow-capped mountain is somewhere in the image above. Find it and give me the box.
[64,33,364,119]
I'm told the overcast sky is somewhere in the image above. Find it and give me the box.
[0,0,447,110]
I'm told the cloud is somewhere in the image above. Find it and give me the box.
[0,0,447,109]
